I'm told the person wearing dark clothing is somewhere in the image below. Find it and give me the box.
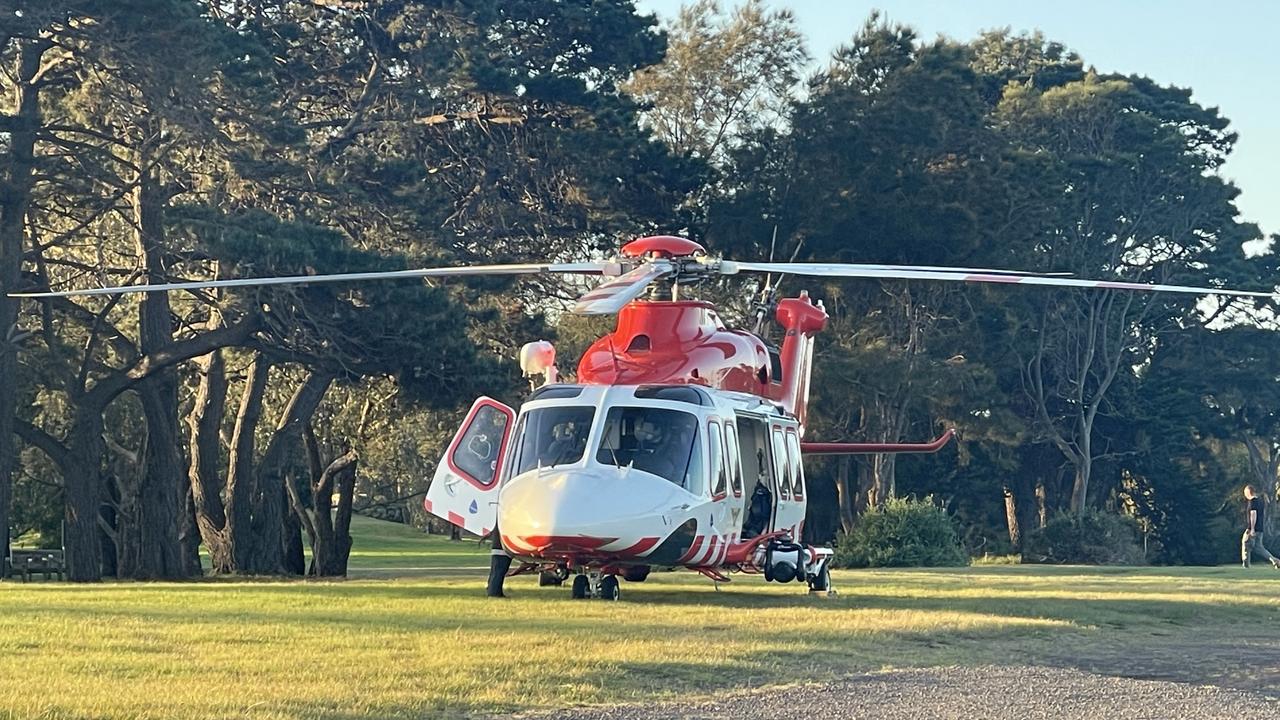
[1241,484,1280,569]
[742,481,772,539]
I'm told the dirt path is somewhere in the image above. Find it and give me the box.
[534,666,1280,720]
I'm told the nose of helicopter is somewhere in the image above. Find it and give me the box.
[497,467,685,556]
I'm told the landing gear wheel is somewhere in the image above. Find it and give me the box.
[808,563,831,593]
[539,570,564,587]
[570,574,590,599]
[599,575,621,601]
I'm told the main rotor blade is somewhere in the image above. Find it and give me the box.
[572,261,672,315]
[850,264,1072,277]
[9,262,612,299]
[722,262,1278,300]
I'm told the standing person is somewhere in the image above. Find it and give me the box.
[1241,485,1280,569]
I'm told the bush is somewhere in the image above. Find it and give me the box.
[834,496,968,568]
[1021,510,1145,565]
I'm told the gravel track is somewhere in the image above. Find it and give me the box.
[533,666,1280,720]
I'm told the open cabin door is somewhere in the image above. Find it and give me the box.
[424,397,515,537]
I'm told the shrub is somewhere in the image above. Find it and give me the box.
[834,496,968,568]
[1021,510,1145,565]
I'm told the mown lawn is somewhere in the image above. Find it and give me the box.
[1,521,1278,719]
[343,515,491,572]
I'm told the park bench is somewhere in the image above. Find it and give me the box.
[4,549,66,582]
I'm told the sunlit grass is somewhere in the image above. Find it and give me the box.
[2,520,1278,719]
[342,515,491,571]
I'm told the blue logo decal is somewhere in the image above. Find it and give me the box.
[469,499,479,514]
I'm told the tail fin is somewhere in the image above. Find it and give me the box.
[774,291,828,431]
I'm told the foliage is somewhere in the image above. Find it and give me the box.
[626,0,808,165]
[1021,510,1145,565]
[834,496,968,568]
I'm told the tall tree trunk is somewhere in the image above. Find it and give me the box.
[187,349,233,572]
[282,487,305,576]
[1035,480,1048,529]
[834,456,856,534]
[63,409,106,581]
[180,487,202,576]
[1004,475,1040,551]
[872,452,898,506]
[297,427,358,578]
[1003,484,1021,549]
[127,138,187,579]
[0,39,46,577]
[1069,449,1091,514]
[227,356,270,572]
[248,371,333,574]
[135,377,187,578]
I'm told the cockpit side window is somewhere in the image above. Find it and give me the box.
[785,429,804,500]
[771,427,790,500]
[709,421,727,499]
[510,406,596,476]
[725,423,743,497]
[597,406,704,492]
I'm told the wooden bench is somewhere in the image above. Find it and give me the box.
[5,549,66,582]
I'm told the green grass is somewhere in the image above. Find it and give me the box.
[2,519,1278,719]
[343,516,491,571]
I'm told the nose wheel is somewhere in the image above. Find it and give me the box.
[570,572,621,600]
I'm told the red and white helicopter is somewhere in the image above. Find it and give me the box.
[16,234,1276,599]
[408,235,1274,600]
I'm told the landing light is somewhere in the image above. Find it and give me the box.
[519,340,558,386]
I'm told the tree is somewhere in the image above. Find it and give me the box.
[713,19,1023,513]
[997,72,1273,513]
[626,0,807,165]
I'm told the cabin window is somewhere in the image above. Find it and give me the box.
[529,385,584,400]
[709,421,727,499]
[633,385,710,405]
[627,334,651,352]
[596,406,704,493]
[449,404,510,488]
[785,429,804,499]
[771,427,790,499]
[725,423,743,497]
[510,406,595,476]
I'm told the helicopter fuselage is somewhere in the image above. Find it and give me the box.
[425,290,836,592]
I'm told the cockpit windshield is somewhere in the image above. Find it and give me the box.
[596,406,703,493]
[510,406,596,475]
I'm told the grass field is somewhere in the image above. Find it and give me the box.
[2,519,1279,719]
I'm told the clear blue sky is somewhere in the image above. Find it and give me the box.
[636,0,1280,243]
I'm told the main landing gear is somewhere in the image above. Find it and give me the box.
[570,571,621,600]
[538,564,570,587]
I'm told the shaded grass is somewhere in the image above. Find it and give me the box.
[2,522,1278,719]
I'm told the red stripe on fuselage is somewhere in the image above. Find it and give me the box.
[678,536,705,564]
[610,536,660,557]
[699,535,719,566]
[519,536,618,551]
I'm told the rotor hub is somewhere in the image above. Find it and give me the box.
[621,235,705,260]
